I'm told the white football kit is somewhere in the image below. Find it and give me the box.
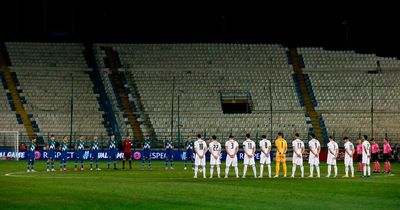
[225,140,239,167]
[327,141,339,165]
[194,139,208,166]
[243,139,256,165]
[209,141,221,165]
[362,140,371,164]
[344,141,354,166]
[308,139,320,165]
[292,138,304,165]
[259,139,271,164]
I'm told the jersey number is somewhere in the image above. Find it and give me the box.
[199,143,203,150]
[231,142,234,149]
[213,144,219,151]
[248,143,252,149]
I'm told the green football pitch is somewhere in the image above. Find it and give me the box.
[0,160,399,210]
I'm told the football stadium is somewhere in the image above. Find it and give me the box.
[0,2,400,210]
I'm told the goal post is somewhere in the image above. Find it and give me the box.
[0,131,20,161]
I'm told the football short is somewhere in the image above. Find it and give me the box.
[260,153,271,164]
[210,154,221,165]
[243,156,255,165]
[383,153,390,161]
[27,152,35,161]
[344,156,353,166]
[226,155,238,167]
[308,155,319,165]
[186,150,194,160]
[356,154,362,162]
[292,155,303,165]
[75,150,84,160]
[276,153,286,163]
[362,153,370,164]
[327,154,337,165]
[371,153,379,162]
[47,150,55,160]
[60,151,69,161]
[142,149,151,159]
[195,155,206,166]
[165,149,173,160]
[108,149,117,160]
[123,152,132,160]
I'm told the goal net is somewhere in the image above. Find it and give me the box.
[0,131,20,161]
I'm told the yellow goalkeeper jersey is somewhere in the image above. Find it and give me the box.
[275,137,287,155]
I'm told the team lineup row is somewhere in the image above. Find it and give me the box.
[23,132,393,178]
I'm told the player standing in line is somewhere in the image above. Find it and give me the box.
[362,135,371,178]
[291,133,305,178]
[122,136,133,170]
[142,135,152,170]
[107,134,118,170]
[259,135,272,178]
[361,135,371,177]
[326,136,339,178]
[184,135,194,170]
[209,135,221,178]
[383,138,392,174]
[194,134,208,178]
[343,137,355,178]
[308,134,321,178]
[242,133,257,178]
[356,139,363,172]
[371,138,380,173]
[90,135,101,171]
[46,135,57,172]
[74,135,85,171]
[26,137,37,172]
[59,136,68,172]
[274,132,287,178]
[164,135,174,170]
[224,135,239,178]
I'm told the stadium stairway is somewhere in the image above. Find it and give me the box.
[0,44,38,140]
[102,47,143,144]
[124,71,156,140]
[289,48,328,145]
[83,43,120,138]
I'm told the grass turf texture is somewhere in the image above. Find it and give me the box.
[0,160,399,210]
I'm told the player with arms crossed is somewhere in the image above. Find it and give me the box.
[164,135,174,170]
[142,135,152,170]
[194,134,208,178]
[209,135,221,178]
[362,135,371,177]
[90,135,101,171]
[46,135,57,172]
[274,132,287,178]
[184,135,194,170]
[122,136,133,170]
[107,134,118,170]
[308,134,321,178]
[291,133,305,178]
[224,135,239,178]
[343,137,355,178]
[74,135,85,171]
[26,137,37,172]
[326,136,339,178]
[242,133,257,178]
[259,135,272,178]
[59,136,68,172]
